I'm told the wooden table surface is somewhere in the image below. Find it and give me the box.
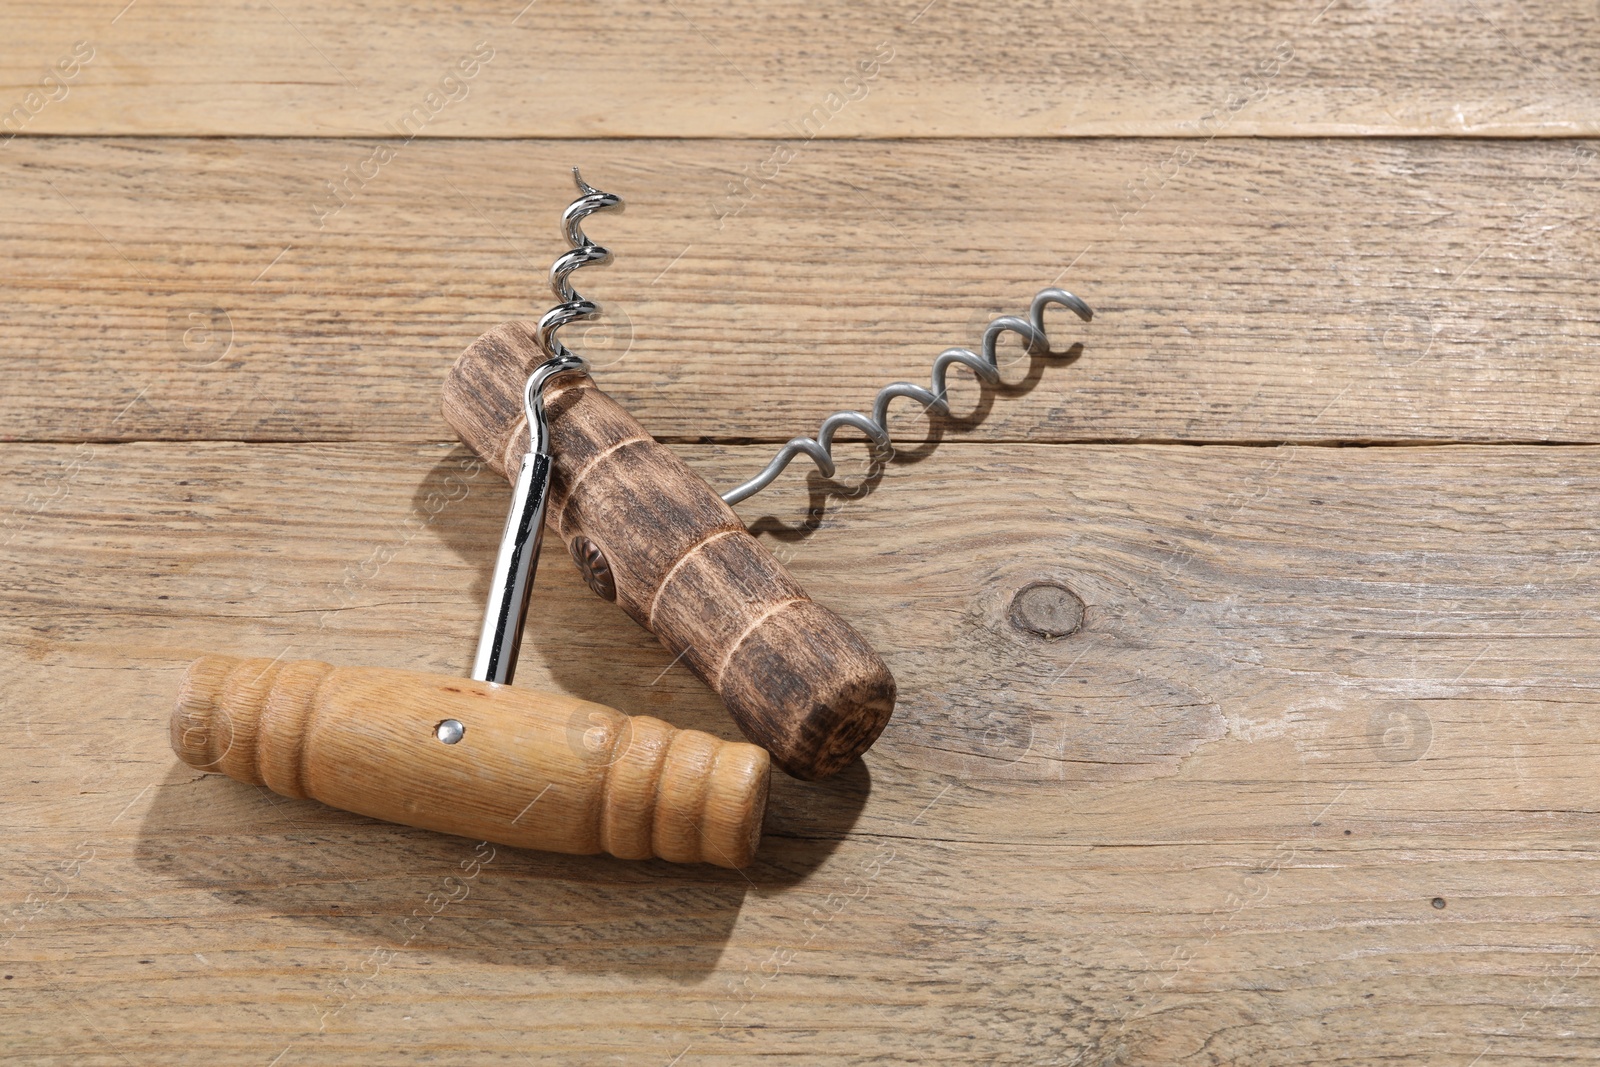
[4,2,1598,1063]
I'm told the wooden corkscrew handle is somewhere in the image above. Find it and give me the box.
[170,654,770,868]
[443,324,897,780]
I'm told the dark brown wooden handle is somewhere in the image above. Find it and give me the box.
[443,322,896,779]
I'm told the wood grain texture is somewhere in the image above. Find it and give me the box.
[1,136,1596,449]
[7,1,1600,1057]
[0,0,1597,137]
[445,327,897,780]
[4,439,1600,1062]
[171,654,771,868]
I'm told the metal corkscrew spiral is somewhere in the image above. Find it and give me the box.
[475,170,624,685]
[527,174,1091,510]
[534,168,624,363]
[720,288,1094,506]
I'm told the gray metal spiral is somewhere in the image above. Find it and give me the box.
[535,169,624,362]
[720,288,1094,506]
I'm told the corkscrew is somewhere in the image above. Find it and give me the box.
[443,170,1093,783]
[444,171,898,782]
[721,289,1093,505]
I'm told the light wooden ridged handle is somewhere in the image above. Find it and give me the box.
[443,323,898,780]
[170,655,769,869]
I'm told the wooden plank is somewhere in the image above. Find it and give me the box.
[1,1,1597,137]
[2,136,1597,448]
[4,439,1599,1062]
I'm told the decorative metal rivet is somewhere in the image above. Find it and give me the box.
[571,536,617,601]
[435,719,465,745]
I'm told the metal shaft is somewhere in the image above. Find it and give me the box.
[471,448,554,685]
[470,352,588,685]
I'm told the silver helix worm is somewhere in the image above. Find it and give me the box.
[529,175,1092,510]
[720,288,1094,506]
[535,168,624,363]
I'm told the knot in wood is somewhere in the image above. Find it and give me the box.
[570,536,617,601]
[1008,581,1084,638]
